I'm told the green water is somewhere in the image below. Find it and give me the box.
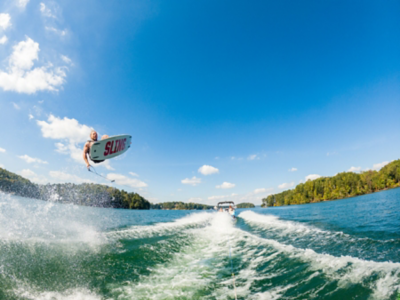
[0,188,399,299]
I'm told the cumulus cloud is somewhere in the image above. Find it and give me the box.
[372,161,390,171]
[37,114,113,169]
[216,182,235,189]
[18,154,48,164]
[288,167,297,172]
[61,55,72,64]
[181,176,201,186]
[0,147,5,153]
[208,193,237,200]
[0,14,11,30]
[129,172,139,177]
[198,165,219,175]
[40,3,55,18]
[278,182,295,189]
[49,170,94,184]
[348,166,361,173]
[0,35,7,45]
[0,37,67,94]
[20,169,48,184]
[106,173,148,188]
[37,114,91,143]
[45,26,67,36]
[16,0,30,8]
[305,174,321,181]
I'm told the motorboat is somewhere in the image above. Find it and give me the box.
[216,201,237,219]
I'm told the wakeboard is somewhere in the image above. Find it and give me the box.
[89,135,131,162]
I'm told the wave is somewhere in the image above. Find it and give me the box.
[239,211,400,263]
[106,211,214,241]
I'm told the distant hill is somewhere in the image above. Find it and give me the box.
[0,167,150,209]
[236,202,255,208]
[151,201,213,210]
[262,159,400,207]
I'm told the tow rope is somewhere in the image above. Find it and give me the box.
[88,166,115,183]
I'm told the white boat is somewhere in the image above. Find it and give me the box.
[216,201,237,219]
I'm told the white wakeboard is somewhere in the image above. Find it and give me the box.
[89,135,132,162]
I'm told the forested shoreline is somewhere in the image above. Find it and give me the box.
[236,202,255,208]
[150,202,213,210]
[262,160,400,207]
[0,167,150,209]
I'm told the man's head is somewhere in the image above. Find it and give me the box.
[90,130,98,141]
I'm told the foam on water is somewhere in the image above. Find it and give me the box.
[106,211,214,241]
[236,213,400,299]
[239,210,400,263]
[108,212,239,299]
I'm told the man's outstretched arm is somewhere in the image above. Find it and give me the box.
[83,143,91,169]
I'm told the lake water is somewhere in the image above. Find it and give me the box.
[0,188,399,299]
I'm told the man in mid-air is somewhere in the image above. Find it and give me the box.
[83,130,108,169]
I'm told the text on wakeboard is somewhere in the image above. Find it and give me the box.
[104,138,127,156]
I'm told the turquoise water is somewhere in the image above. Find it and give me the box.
[0,188,399,299]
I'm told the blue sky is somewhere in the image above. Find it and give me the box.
[0,0,399,205]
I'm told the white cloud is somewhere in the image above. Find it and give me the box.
[305,174,321,181]
[247,154,259,160]
[29,114,34,120]
[0,147,5,153]
[37,115,113,169]
[181,176,201,186]
[40,3,55,18]
[0,37,67,94]
[198,165,219,175]
[216,182,235,189]
[289,167,297,172]
[16,0,30,8]
[253,188,273,194]
[37,115,90,143]
[0,35,7,45]
[278,182,295,189]
[49,171,94,184]
[18,154,48,164]
[12,102,20,110]
[0,14,11,30]
[0,164,4,168]
[106,173,147,188]
[20,169,48,184]
[129,172,139,177]
[372,161,390,171]
[208,193,237,200]
[45,26,67,36]
[348,166,361,173]
[61,55,72,64]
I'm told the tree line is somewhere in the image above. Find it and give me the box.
[150,202,213,210]
[262,159,400,207]
[236,202,255,208]
[0,167,150,209]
